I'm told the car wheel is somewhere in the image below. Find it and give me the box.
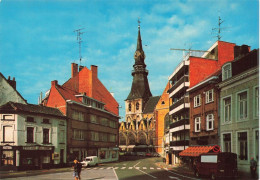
[211,173,217,180]
[194,170,200,177]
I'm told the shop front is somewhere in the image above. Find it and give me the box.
[98,147,119,163]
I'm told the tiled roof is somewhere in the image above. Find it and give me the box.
[0,102,65,118]
[143,96,161,114]
[56,84,81,103]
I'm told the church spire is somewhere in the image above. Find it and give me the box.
[136,18,143,52]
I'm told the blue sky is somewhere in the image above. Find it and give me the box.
[0,0,259,120]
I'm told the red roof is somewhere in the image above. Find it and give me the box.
[179,146,214,157]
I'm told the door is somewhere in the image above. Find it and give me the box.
[60,149,64,164]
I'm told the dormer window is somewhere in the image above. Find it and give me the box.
[222,63,232,80]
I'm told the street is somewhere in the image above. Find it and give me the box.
[1,157,200,180]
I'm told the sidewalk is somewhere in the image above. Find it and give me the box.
[0,167,73,179]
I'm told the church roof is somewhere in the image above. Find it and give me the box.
[143,96,161,114]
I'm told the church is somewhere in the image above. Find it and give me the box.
[119,21,160,153]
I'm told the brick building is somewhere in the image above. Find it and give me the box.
[43,63,120,163]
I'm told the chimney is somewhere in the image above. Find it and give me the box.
[234,45,250,59]
[51,80,58,86]
[7,76,16,90]
[79,65,84,72]
[71,63,78,78]
[91,65,98,79]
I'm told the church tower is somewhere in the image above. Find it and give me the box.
[125,20,152,125]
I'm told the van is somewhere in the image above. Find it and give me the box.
[81,156,98,167]
[194,152,238,180]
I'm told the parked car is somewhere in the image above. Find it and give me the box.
[145,152,152,157]
[137,152,146,156]
[151,152,160,157]
[81,156,99,167]
[194,152,238,180]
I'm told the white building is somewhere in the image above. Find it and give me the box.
[0,102,67,171]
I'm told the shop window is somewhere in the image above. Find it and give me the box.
[255,130,259,161]
[238,132,248,160]
[2,151,14,165]
[99,151,106,159]
[223,133,231,152]
[111,151,117,158]
[43,128,50,144]
[3,126,14,142]
[27,127,34,143]
[206,89,214,103]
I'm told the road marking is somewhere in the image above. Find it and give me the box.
[121,167,126,169]
[129,167,133,169]
[114,167,119,169]
[93,167,98,169]
[157,168,161,170]
[107,167,112,169]
[150,167,154,169]
[99,167,104,169]
[113,167,119,180]
[164,168,200,180]
[135,167,140,169]
[143,167,147,169]
[169,176,181,180]
[136,168,157,179]
[133,161,141,167]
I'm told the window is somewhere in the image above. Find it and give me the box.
[101,118,108,126]
[100,133,108,142]
[238,132,248,160]
[1,114,14,121]
[238,91,248,120]
[109,120,116,128]
[2,151,14,165]
[27,127,34,143]
[42,118,50,124]
[90,114,97,123]
[223,97,231,123]
[72,110,84,121]
[59,130,65,143]
[255,87,259,117]
[223,133,231,152]
[73,129,84,140]
[128,103,131,111]
[91,131,99,141]
[136,102,139,110]
[206,114,214,131]
[206,89,214,103]
[43,128,50,144]
[194,117,201,132]
[109,134,116,142]
[222,63,232,80]
[255,130,259,161]
[3,126,13,142]
[194,95,201,107]
[26,117,34,122]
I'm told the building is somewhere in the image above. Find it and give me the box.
[168,41,240,165]
[43,63,119,163]
[0,73,27,106]
[218,48,259,174]
[154,82,171,155]
[0,102,67,171]
[119,22,160,153]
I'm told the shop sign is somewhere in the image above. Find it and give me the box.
[3,146,12,150]
[39,146,52,150]
[23,146,39,150]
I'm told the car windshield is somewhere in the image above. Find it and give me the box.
[85,158,92,161]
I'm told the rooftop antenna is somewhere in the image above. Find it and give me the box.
[74,28,85,65]
[212,16,225,41]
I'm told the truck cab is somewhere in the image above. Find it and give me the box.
[194,152,238,180]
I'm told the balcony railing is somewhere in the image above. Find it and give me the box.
[170,140,189,146]
[168,76,189,94]
[170,118,189,129]
[169,97,189,111]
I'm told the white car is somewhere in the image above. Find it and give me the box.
[81,156,98,167]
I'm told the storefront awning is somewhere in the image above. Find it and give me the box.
[179,146,214,157]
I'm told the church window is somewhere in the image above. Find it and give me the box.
[128,103,132,111]
[136,102,139,110]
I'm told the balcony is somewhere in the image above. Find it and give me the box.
[170,140,189,147]
[169,97,189,112]
[170,118,189,129]
[168,75,189,95]
[169,60,189,81]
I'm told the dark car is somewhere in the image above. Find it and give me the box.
[194,152,238,180]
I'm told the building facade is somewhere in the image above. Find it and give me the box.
[43,63,119,163]
[0,102,67,171]
[218,48,259,174]
[168,41,239,165]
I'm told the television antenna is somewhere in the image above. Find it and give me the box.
[212,16,229,41]
[74,28,85,65]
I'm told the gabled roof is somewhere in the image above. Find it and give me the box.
[143,96,161,114]
[0,72,27,104]
[55,84,81,103]
[0,101,65,118]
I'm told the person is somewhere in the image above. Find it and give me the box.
[250,157,257,178]
[72,159,82,180]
